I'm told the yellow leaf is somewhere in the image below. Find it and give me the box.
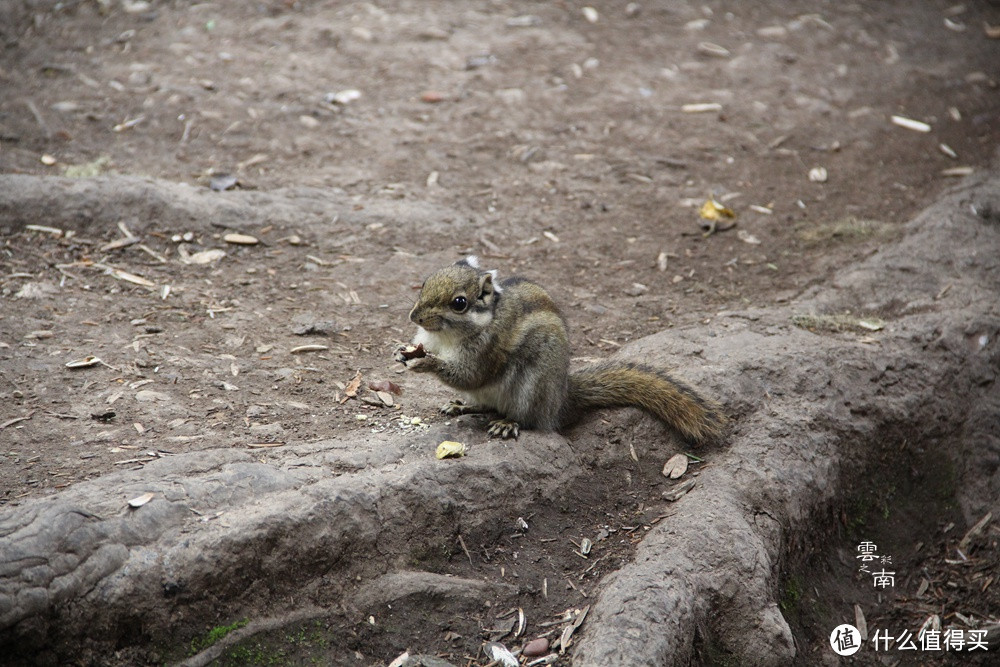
[699,198,736,221]
[435,441,467,459]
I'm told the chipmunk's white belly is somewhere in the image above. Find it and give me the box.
[412,327,462,363]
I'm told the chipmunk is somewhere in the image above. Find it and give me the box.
[395,257,725,441]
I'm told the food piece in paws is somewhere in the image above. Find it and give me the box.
[398,343,426,361]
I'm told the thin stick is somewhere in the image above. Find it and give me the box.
[457,533,474,566]
[25,100,51,138]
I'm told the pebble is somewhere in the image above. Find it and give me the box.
[223,233,259,245]
[210,174,238,191]
[51,101,80,112]
[291,320,337,336]
[522,638,549,657]
[326,89,361,105]
[757,25,788,39]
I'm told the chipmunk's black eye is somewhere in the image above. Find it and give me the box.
[450,295,468,312]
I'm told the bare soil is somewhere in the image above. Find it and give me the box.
[2,1,999,665]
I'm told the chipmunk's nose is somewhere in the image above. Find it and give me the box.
[408,305,422,325]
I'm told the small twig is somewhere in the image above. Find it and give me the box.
[113,457,157,465]
[180,118,193,144]
[99,236,142,252]
[458,533,474,566]
[0,412,34,429]
[44,411,79,420]
[25,99,51,138]
[579,553,609,578]
[137,244,168,263]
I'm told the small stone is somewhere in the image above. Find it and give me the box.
[223,233,259,245]
[51,101,80,112]
[326,89,361,105]
[757,25,788,39]
[420,90,446,103]
[291,320,337,336]
[522,638,549,657]
[808,166,828,183]
[210,174,238,191]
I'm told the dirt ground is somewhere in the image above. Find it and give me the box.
[2,1,1000,665]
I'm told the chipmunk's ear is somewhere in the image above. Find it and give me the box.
[457,255,481,269]
[487,269,503,293]
[477,271,496,300]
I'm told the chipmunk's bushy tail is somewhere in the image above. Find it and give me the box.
[565,361,725,443]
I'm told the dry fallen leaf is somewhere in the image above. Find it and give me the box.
[484,642,518,667]
[369,380,403,395]
[662,478,696,501]
[855,604,868,641]
[338,370,362,404]
[662,453,689,479]
[436,440,467,459]
[127,492,154,508]
[66,355,102,368]
[699,197,736,221]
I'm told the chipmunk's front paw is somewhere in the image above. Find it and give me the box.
[487,418,520,439]
[394,343,426,364]
[404,353,438,373]
[441,400,467,416]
